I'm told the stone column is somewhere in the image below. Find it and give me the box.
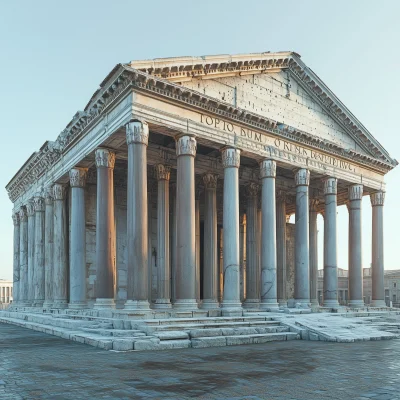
[243,182,260,308]
[69,168,88,309]
[154,164,172,309]
[348,184,364,307]
[124,121,150,310]
[294,169,310,306]
[239,212,246,302]
[259,160,279,310]
[322,177,339,308]
[43,189,54,308]
[276,191,287,307]
[12,211,20,304]
[33,196,45,307]
[195,194,201,303]
[202,173,219,309]
[26,200,35,305]
[94,148,116,309]
[309,198,319,306]
[221,148,242,314]
[19,207,29,306]
[52,184,68,308]
[218,227,224,303]
[175,135,197,310]
[370,191,386,307]
[170,183,177,304]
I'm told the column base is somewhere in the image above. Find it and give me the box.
[18,301,32,307]
[278,299,288,308]
[322,299,340,308]
[310,299,319,307]
[93,298,115,309]
[348,300,364,308]
[221,300,242,316]
[294,299,311,308]
[52,300,68,309]
[243,299,260,309]
[124,300,150,311]
[201,299,220,310]
[68,302,88,310]
[33,300,44,308]
[173,299,198,311]
[42,301,53,309]
[260,301,280,311]
[153,300,172,310]
[370,299,387,307]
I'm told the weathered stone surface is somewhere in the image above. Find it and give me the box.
[189,328,223,338]
[113,339,134,351]
[153,331,188,340]
[226,335,253,346]
[191,337,227,348]
[134,338,161,351]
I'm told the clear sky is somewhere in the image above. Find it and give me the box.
[0,0,399,280]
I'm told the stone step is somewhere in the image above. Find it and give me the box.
[81,328,147,337]
[149,320,281,331]
[191,332,299,348]
[188,325,288,338]
[143,316,273,326]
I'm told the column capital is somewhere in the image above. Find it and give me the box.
[349,184,363,201]
[176,135,197,157]
[294,168,310,186]
[309,198,320,212]
[246,182,260,197]
[126,120,149,146]
[259,159,276,178]
[95,148,115,169]
[19,206,27,222]
[53,184,66,201]
[202,173,218,189]
[12,211,20,226]
[26,200,35,217]
[44,187,54,205]
[154,164,171,181]
[33,197,45,212]
[221,147,240,168]
[370,191,385,207]
[69,167,88,188]
[323,177,337,195]
[276,190,287,203]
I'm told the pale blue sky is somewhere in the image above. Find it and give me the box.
[0,0,399,280]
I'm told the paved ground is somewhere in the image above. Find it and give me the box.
[1,322,400,400]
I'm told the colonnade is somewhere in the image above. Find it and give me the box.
[11,121,387,311]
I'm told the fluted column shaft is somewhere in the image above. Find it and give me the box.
[221,148,242,313]
[43,191,54,308]
[26,201,35,304]
[309,199,319,306]
[371,192,386,307]
[94,148,116,309]
[294,169,310,306]
[175,135,198,310]
[18,208,29,305]
[202,173,219,309]
[33,197,45,306]
[12,212,20,304]
[244,183,260,308]
[348,184,364,307]
[323,177,339,307]
[170,184,177,304]
[69,168,88,309]
[53,184,68,308]
[276,192,287,307]
[195,196,201,303]
[260,160,279,310]
[154,164,172,309]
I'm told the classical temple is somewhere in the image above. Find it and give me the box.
[7,52,398,316]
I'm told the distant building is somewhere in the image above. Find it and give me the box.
[318,269,400,307]
[0,279,13,309]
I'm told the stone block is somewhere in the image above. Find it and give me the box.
[255,327,277,334]
[252,333,285,343]
[112,330,146,337]
[191,337,227,348]
[134,338,161,351]
[309,332,320,341]
[97,340,113,350]
[123,320,132,330]
[154,331,189,340]
[189,328,222,338]
[232,327,259,335]
[226,335,252,346]
[286,333,299,340]
[207,309,222,317]
[113,320,125,330]
[158,339,191,350]
[113,339,134,351]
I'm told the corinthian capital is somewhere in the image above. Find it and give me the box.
[26,200,35,217]
[294,169,310,186]
[309,198,320,212]
[348,184,363,201]
[154,164,171,181]
[19,207,27,222]
[44,187,53,205]
[95,148,115,169]
[53,184,66,201]
[221,148,240,168]
[276,190,287,204]
[260,159,276,179]
[33,197,45,212]
[370,191,385,207]
[69,168,88,188]
[12,211,20,226]
[126,121,149,146]
[323,177,337,195]
[203,173,218,189]
[246,182,260,197]
[176,135,197,157]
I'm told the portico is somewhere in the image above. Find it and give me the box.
[7,52,397,315]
